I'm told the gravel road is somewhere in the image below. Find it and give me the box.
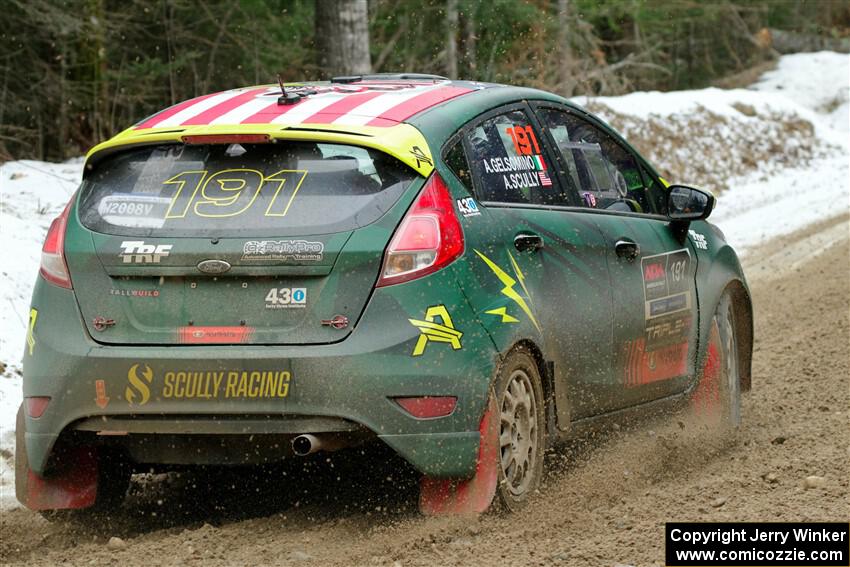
[1,215,847,567]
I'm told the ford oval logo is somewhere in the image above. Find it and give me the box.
[197,259,231,274]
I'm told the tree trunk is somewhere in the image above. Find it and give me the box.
[463,2,477,76]
[316,0,372,77]
[446,0,458,79]
[557,0,576,97]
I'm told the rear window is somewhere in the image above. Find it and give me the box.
[79,142,418,237]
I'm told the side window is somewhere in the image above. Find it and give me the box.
[464,109,561,206]
[639,164,668,215]
[443,138,473,191]
[538,108,657,214]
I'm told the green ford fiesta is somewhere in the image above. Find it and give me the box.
[17,74,753,516]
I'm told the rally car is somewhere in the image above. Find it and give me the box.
[17,73,753,516]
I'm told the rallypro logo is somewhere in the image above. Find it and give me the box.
[119,240,173,264]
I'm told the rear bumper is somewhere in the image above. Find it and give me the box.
[22,270,498,478]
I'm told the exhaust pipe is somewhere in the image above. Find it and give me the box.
[291,433,365,456]
[291,434,322,456]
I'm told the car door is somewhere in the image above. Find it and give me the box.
[533,104,697,407]
[443,103,615,425]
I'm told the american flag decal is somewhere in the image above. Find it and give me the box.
[538,170,552,186]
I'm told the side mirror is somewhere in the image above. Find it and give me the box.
[667,185,715,221]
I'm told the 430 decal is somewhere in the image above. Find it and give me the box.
[163,168,307,219]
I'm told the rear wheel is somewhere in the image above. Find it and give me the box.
[494,348,545,511]
[691,291,741,428]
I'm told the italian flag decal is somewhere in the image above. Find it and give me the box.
[533,155,552,186]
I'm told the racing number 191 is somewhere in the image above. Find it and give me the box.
[505,125,541,156]
[670,259,687,282]
[163,169,307,219]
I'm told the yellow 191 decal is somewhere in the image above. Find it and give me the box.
[409,305,463,357]
[163,168,307,219]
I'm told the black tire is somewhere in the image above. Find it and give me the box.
[715,291,742,428]
[691,290,741,428]
[493,347,546,511]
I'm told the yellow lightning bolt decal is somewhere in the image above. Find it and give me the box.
[507,252,534,310]
[474,249,541,332]
[484,307,519,323]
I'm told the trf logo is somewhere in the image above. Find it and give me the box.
[119,240,173,263]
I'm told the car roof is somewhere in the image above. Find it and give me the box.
[85,77,575,177]
[134,79,485,129]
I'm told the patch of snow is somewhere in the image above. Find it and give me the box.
[0,159,82,508]
[751,51,850,132]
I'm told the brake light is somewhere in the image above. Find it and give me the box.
[181,134,271,144]
[39,198,74,289]
[376,172,464,287]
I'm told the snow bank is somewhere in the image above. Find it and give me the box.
[574,51,849,252]
[0,159,82,506]
[751,51,850,132]
[0,52,847,509]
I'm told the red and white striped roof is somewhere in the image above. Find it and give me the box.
[136,81,474,130]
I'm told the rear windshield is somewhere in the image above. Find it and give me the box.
[79,142,418,237]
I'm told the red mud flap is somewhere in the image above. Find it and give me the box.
[419,393,499,515]
[15,405,98,511]
[690,320,722,423]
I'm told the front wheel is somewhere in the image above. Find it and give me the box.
[494,348,546,511]
[691,291,741,428]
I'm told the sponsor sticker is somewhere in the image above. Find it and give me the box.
[242,240,323,262]
[688,229,709,250]
[162,370,291,399]
[125,363,154,406]
[119,240,173,264]
[123,364,292,402]
[641,249,693,352]
[98,195,170,228]
[178,326,254,344]
[408,305,463,357]
[110,289,160,298]
[265,287,307,309]
[456,197,481,218]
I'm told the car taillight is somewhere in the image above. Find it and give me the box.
[39,198,74,289]
[376,172,464,287]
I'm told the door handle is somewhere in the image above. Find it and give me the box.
[614,238,640,261]
[514,233,544,253]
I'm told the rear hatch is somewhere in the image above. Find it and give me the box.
[67,139,421,344]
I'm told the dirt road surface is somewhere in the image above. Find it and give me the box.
[1,216,847,567]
